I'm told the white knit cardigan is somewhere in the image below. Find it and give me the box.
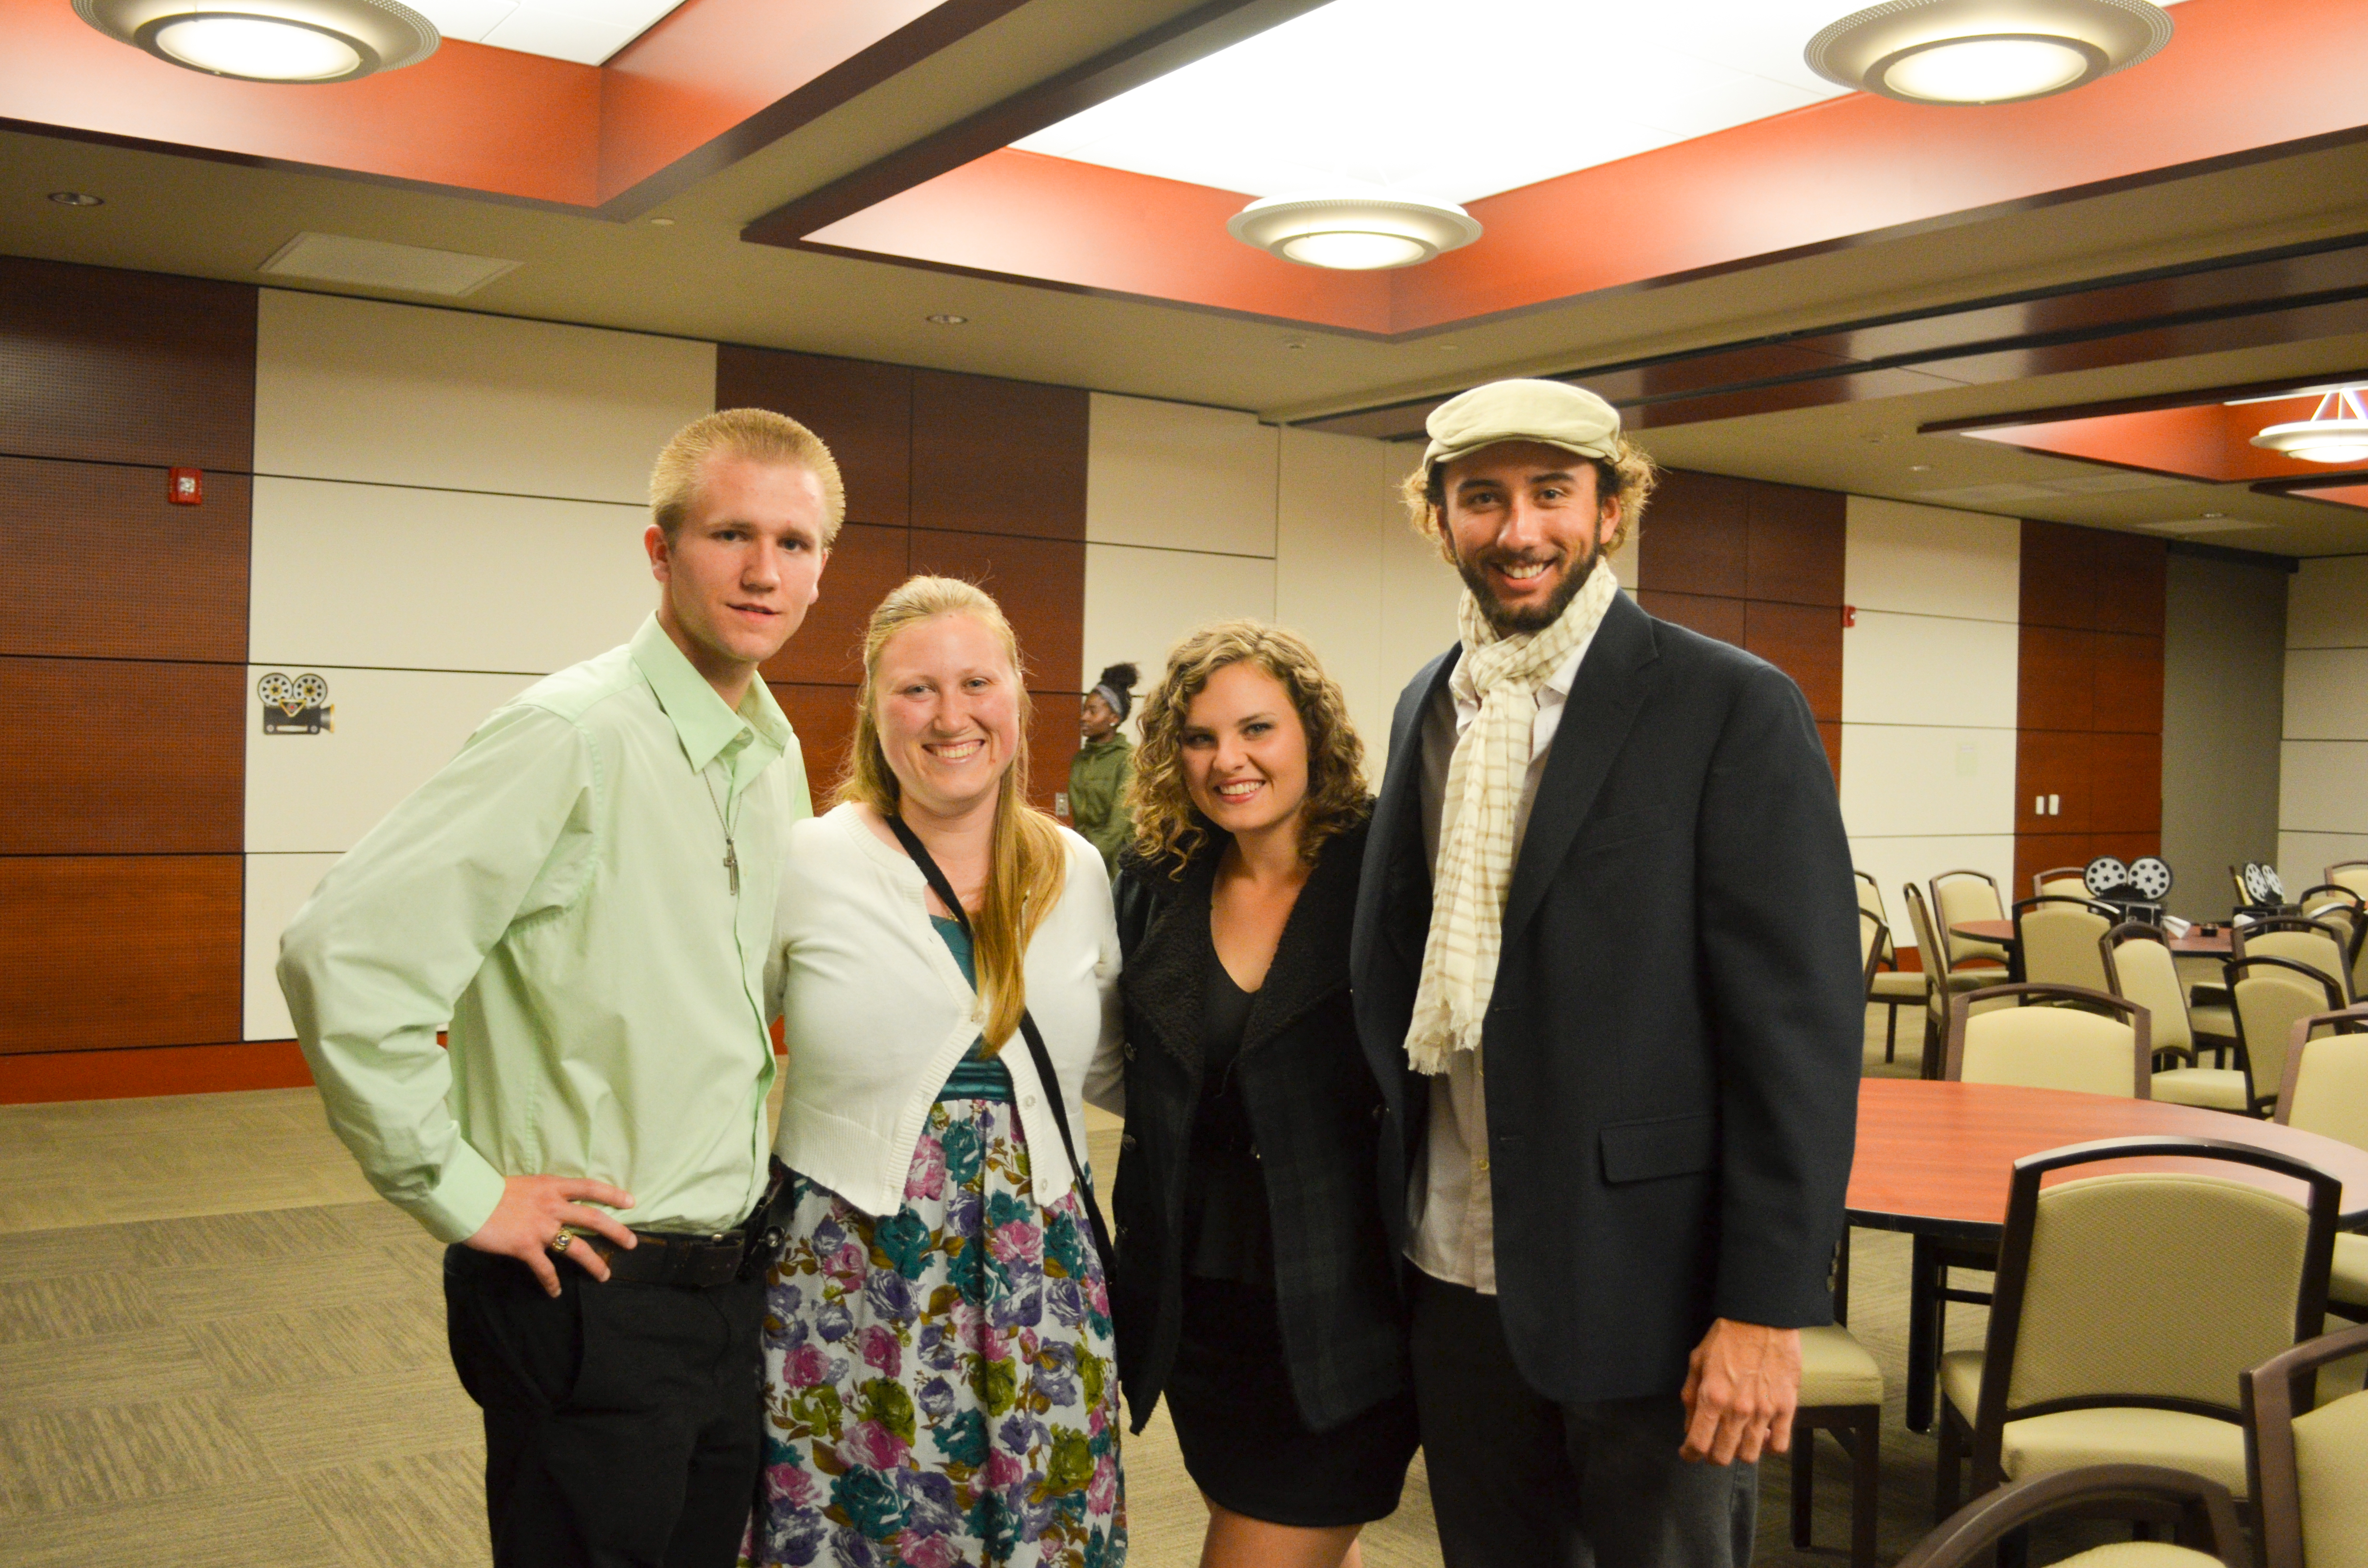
[768,802,1125,1218]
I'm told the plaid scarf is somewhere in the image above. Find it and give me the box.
[1405,563,1617,1074]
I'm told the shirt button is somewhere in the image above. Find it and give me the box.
[1024,1094,1038,1108]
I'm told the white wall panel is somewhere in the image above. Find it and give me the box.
[251,477,652,674]
[1277,427,1392,753]
[247,666,540,855]
[255,291,715,503]
[2285,648,2368,740]
[1846,834,2016,953]
[1839,724,2016,839]
[1082,544,1275,733]
[1086,393,1278,557]
[1378,488,1462,726]
[2281,830,2368,887]
[1844,497,2020,621]
[2280,741,2368,833]
[2288,555,2368,650]
[1841,611,2019,729]
[244,852,341,1041]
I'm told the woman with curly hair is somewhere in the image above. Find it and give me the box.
[1110,622,1416,1568]
[753,576,1127,1568]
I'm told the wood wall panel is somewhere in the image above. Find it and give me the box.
[2016,832,2095,899]
[1638,469,1749,600]
[771,682,860,806]
[2092,633,2165,732]
[908,529,1085,692]
[0,257,256,471]
[2018,626,2094,733]
[1745,482,1845,607]
[0,1038,311,1104]
[1817,722,1842,784]
[0,856,242,1054]
[0,658,245,854]
[2091,530,2168,637]
[2017,729,2092,834]
[0,456,251,663]
[1024,696,1080,814]
[911,370,1088,541]
[1635,589,1746,646]
[2020,520,2100,632]
[763,521,910,686]
[1745,600,1842,723]
[715,345,913,528]
[2091,732,2164,832]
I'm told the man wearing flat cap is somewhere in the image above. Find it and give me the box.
[1350,380,1861,1566]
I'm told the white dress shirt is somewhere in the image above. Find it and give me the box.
[1409,619,1603,1293]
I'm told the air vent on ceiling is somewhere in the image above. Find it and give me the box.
[2130,517,2273,535]
[259,232,520,297]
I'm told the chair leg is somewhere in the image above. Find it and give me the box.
[1849,1408,1880,1568]
[1791,1418,1814,1548]
[1885,1001,1899,1063]
[1935,1400,1965,1522]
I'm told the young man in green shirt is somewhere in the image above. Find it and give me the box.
[280,408,840,1567]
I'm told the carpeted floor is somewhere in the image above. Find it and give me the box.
[0,1009,2032,1568]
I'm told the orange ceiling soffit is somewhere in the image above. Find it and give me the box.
[0,0,1031,215]
[762,0,2368,337]
[2253,477,2368,512]
[1952,399,2352,483]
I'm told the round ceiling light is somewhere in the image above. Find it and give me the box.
[73,0,437,83]
[1804,0,2171,105]
[1227,193,1480,272]
[2252,388,2368,466]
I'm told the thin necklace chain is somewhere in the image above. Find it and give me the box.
[703,764,740,896]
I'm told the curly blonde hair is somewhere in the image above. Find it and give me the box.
[837,576,1067,1054]
[1399,436,1657,560]
[1126,621,1369,874]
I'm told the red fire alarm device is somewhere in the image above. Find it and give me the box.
[168,467,203,506]
[1841,604,1857,628]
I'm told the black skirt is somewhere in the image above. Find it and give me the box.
[1163,1277,1420,1529]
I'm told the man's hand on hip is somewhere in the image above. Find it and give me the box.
[465,1175,638,1298]
[1679,1318,1800,1465]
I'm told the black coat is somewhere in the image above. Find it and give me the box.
[1350,591,1862,1406]
[1110,820,1407,1433]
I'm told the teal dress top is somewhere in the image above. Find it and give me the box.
[932,915,1016,1103]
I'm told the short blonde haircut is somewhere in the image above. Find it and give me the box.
[650,407,845,544]
[1400,437,1657,560]
[837,576,1068,1054]
[1126,620,1369,874]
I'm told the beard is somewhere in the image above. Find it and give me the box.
[1455,537,1602,637]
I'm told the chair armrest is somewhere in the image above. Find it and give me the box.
[1896,1466,2250,1568]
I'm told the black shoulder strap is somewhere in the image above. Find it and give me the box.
[880,810,1114,1274]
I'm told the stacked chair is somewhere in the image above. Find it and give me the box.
[1906,883,2010,1077]
[1790,1232,1886,1568]
[2277,1004,2368,1326]
[1933,869,2014,975]
[1860,872,1927,1064]
[2102,923,2250,1113]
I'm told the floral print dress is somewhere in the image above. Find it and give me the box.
[747,918,1126,1568]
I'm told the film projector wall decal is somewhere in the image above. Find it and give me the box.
[258,672,333,735]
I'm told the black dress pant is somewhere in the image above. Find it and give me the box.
[444,1245,766,1568]
[1411,1273,1758,1568]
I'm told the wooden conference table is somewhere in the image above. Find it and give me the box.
[1846,1078,2368,1430]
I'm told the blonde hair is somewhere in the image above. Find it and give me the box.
[1127,620,1369,874]
[650,407,846,544]
[1399,438,1657,559]
[837,576,1068,1054]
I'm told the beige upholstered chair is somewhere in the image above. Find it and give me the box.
[2017,896,2117,991]
[2034,866,2090,899]
[1903,1467,2252,1568]
[2103,924,2250,1113]
[1791,1234,1886,1568]
[1934,869,2013,973]
[2327,860,2368,903]
[1944,984,2152,1098]
[2276,1006,2368,1325]
[1905,883,2001,1076]
[2298,883,2363,916]
[2228,958,2349,1116]
[1860,874,1925,1064]
[1935,1137,2342,1517]
[2294,898,2368,999]
[2242,1322,2368,1568]
[2234,919,2355,1005]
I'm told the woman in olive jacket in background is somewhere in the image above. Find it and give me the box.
[1110,621,1415,1568]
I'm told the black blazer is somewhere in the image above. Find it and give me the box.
[1110,819,1407,1433]
[1350,591,1862,1405]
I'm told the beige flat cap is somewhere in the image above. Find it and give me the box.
[1419,378,1622,473]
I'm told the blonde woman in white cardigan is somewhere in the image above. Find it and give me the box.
[749,576,1127,1568]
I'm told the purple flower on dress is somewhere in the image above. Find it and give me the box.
[915,1375,957,1421]
[916,1322,958,1372]
[863,1268,915,1326]
[814,1298,855,1343]
[904,1131,948,1201]
[898,1469,962,1537]
[1043,1275,1085,1328]
[857,1324,902,1378]
[843,1418,910,1471]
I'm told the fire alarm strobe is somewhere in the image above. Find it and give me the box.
[168,467,202,505]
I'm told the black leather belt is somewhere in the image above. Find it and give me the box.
[582,1227,749,1288]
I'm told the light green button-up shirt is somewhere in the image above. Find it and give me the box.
[280,614,811,1244]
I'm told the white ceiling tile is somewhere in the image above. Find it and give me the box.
[480,4,638,63]
[402,0,516,44]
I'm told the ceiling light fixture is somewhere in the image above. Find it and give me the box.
[1804,0,2171,105]
[47,191,105,207]
[2252,387,2368,466]
[1227,193,1480,271]
[74,0,436,83]
[925,313,969,325]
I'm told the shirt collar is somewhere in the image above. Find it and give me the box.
[629,613,790,772]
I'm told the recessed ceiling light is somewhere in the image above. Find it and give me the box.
[1910,463,1935,472]
[1228,193,1480,271]
[2252,387,2368,465]
[648,217,675,227]
[47,191,105,207]
[1805,0,2171,105]
[925,313,969,325]
[73,0,437,83]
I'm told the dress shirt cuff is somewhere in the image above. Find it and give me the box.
[410,1140,509,1244]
